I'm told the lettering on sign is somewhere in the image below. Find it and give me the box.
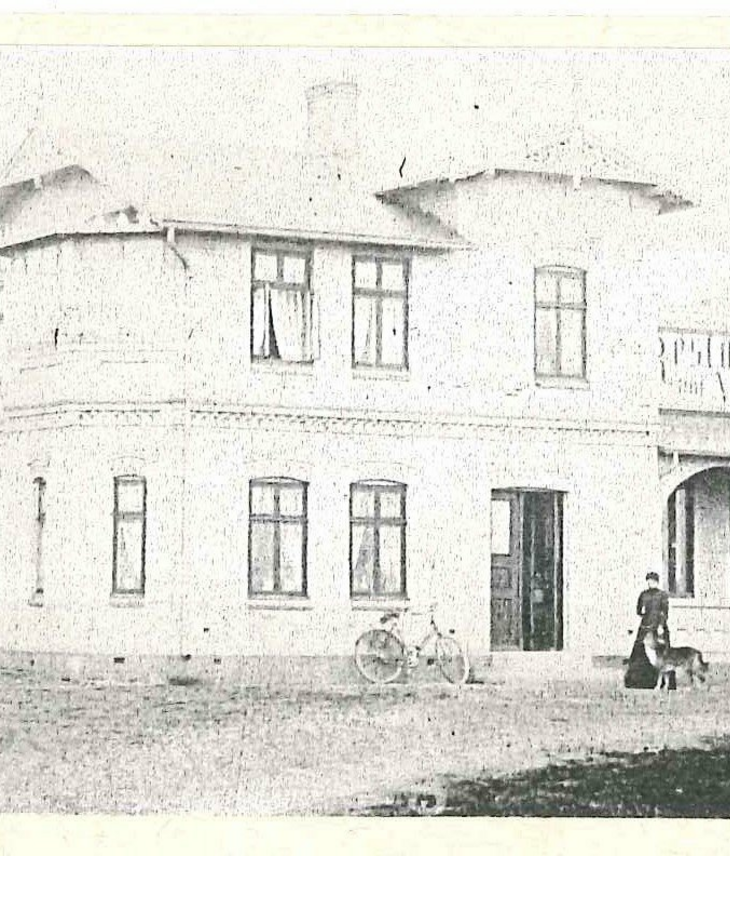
[659,331,730,410]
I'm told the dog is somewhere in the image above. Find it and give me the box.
[642,631,709,689]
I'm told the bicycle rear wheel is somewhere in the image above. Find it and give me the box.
[435,635,470,685]
[354,629,406,684]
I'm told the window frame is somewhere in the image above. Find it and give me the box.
[248,477,309,600]
[534,265,587,381]
[250,245,314,364]
[351,254,410,372]
[112,475,147,597]
[349,480,407,603]
[667,482,695,598]
[33,476,46,601]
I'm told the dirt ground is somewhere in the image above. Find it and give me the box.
[1,665,729,815]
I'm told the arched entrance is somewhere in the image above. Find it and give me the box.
[660,462,730,651]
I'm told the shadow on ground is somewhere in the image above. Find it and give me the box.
[361,739,730,817]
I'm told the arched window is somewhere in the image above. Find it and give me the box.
[248,478,308,597]
[350,480,407,601]
[112,475,147,595]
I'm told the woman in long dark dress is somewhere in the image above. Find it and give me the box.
[624,572,670,689]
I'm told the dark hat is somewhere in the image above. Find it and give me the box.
[645,571,660,582]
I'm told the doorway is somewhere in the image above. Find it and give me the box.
[490,490,563,651]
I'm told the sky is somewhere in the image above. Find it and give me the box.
[2,47,730,205]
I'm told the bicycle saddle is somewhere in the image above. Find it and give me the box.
[379,611,399,625]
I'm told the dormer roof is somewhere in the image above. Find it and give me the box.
[379,132,693,214]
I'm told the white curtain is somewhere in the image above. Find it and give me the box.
[270,288,311,361]
[354,297,375,364]
[270,288,302,360]
[353,526,375,594]
[115,520,143,591]
[253,286,313,361]
[252,285,269,357]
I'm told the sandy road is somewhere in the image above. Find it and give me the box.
[0,667,728,815]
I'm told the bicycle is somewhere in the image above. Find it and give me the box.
[354,605,470,685]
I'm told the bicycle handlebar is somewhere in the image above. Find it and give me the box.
[379,604,437,625]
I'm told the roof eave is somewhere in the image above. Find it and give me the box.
[0,218,470,254]
[380,166,693,210]
[161,218,471,251]
[0,222,162,253]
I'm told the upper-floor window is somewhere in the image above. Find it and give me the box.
[249,477,308,598]
[534,266,586,379]
[350,480,407,601]
[352,255,409,370]
[251,247,314,363]
[112,475,147,595]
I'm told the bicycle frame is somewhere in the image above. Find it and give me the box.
[379,608,442,658]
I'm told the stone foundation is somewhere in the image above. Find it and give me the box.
[0,647,658,687]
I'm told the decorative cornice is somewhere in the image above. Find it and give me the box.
[190,403,656,442]
[0,400,657,444]
[1,405,164,432]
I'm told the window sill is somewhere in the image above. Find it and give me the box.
[248,595,313,611]
[352,367,410,382]
[251,359,315,376]
[535,376,590,390]
[352,597,409,612]
[110,595,146,608]
[669,595,700,607]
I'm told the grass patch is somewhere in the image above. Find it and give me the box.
[364,740,730,817]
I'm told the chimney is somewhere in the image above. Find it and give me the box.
[305,81,359,181]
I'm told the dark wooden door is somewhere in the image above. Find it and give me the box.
[523,492,563,651]
[490,490,523,650]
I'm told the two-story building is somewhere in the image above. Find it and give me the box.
[0,82,716,681]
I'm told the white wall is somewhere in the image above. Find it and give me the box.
[0,421,184,655]
[0,408,657,658]
[0,234,185,409]
[1,174,665,431]
[0,172,670,661]
[382,173,664,426]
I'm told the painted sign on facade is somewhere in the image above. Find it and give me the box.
[659,329,730,412]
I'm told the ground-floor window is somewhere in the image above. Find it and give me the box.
[350,480,407,601]
[667,482,695,597]
[490,490,563,651]
[248,477,308,597]
[112,475,146,595]
[33,476,46,600]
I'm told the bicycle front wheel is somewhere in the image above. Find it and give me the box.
[354,629,406,684]
[435,635,470,685]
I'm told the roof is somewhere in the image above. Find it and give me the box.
[379,131,693,213]
[0,150,468,252]
[141,155,466,250]
[0,165,145,249]
[646,199,730,249]
[520,132,658,184]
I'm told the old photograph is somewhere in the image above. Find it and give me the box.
[1,40,730,824]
